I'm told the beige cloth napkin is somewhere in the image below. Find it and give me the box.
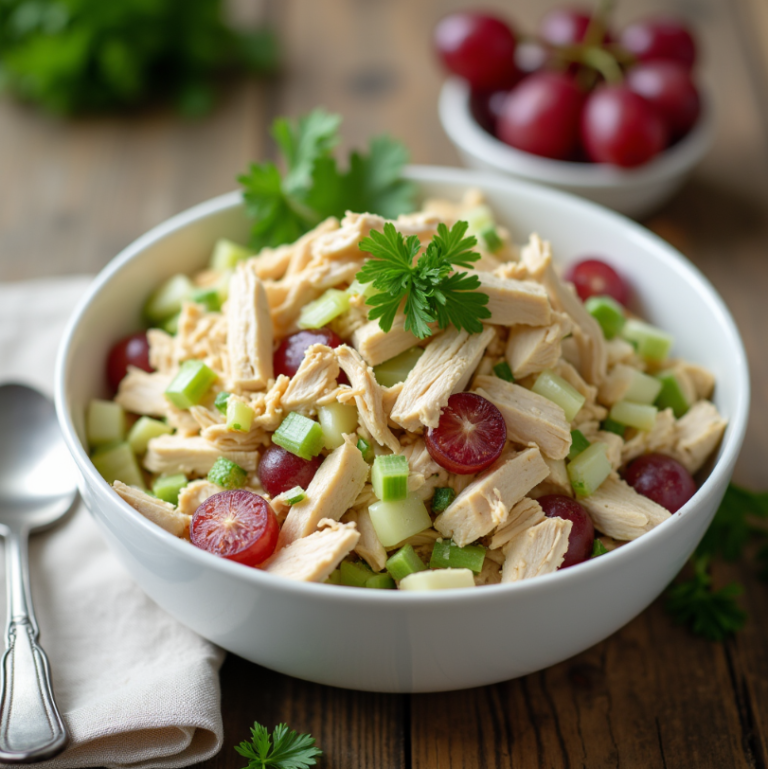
[0,276,225,769]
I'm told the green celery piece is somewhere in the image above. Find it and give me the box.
[152,473,188,505]
[165,360,217,410]
[127,416,173,455]
[346,278,378,299]
[86,399,126,448]
[210,238,251,271]
[601,417,626,437]
[656,370,691,418]
[298,288,350,329]
[226,398,255,433]
[430,539,486,573]
[462,205,495,238]
[340,560,374,588]
[191,287,221,313]
[371,454,409,502]
[568,442,611,497]
[493,361,514,382]
[592,539,609,558]
[481,226,503,253]
[207,457,247,490]
[357,437,374,463]
[385,544,427,581]
[214,391,231,414]
[568,429,591,461]
[609,400,658,431]
[624,369,663,405]
[91,442,145,489]
[318,402,358,450]
[431,487,456,513]
[622,319,674,361]
[585,295,626,340]
[532,369,586,422]
[144,274,194,323]
[373,347,424,388]
[366,573,396,589]
[399,569,476,591]
[283,486,306,505]
[273,412,324,460]
[368,494,432,548]
[162,312,180,335]
[325,569,342,585]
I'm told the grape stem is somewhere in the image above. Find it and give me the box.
[580,46,623,84]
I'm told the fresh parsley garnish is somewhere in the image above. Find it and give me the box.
[235,721,322,769]
[356,220,491,339]
[238,109,416,250]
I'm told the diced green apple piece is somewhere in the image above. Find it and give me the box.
[373,347,424,388]
[480,226,503,253]
[86,399,126,448]
[127,416,173,455]
[609,400,658,431]
[298,289,350,329]
[655,370,691,418]
[385,544,427,581]
[623,369,663,405]
[210,238,251,271]
[398,568,476,591]
[567,442,611,497]
[371,454,409,502]
[532,369,586,421]
[318,402,358,450]
[622,319,674,361]
[368,494,431,548]
[164,360,217,410]
[272,412,324,460]
[152,473,188,505]
[91,442,145,489]
[144,274,194,323]
[226,399,255,433]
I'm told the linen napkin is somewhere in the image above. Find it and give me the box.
[0,276,225,769]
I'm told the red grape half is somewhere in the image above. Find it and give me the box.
[273,328,344,379]
[564,258,630,306]
[258,445,323,498]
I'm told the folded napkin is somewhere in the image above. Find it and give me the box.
[0,276,225,769]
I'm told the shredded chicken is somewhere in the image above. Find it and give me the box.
[351,314,436,367]
[474,273,552,327]
[672,401,727,474]
[529,456,572,499]
[176,480,220,517]
[113,481,191,538]
[115,367,172,418]
[281,344,340,412]
[343,508,388,572]
[501,517,573,582]
[489,498,545,550]
[143,434,257,476]
[505,312,573,379]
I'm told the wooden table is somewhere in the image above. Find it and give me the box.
[2,0,767,766]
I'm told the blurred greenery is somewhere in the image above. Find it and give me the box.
[0,0,278,116]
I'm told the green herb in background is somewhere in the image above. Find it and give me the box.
[235,721,322,769]
[0,0,278,116]
[238,108,417,250]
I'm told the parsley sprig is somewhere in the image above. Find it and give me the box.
[235,721,322,769]
[356,220,491,339]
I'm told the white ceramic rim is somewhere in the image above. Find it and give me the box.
[54,165,749,608]
[438,77,715,188]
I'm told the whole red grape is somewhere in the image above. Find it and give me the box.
[624,453,697,513]
[469,88,511,135]
[107,331,153,391]
[539,7,612,46]
[620,17,696,70]
[258,445,322,497]
[539,494,595,568]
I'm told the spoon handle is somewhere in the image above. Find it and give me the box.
[0,530,68,762]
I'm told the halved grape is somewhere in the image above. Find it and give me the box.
[624,453,696,512]
[257,444,322,497]
[564,258,630,306]
[107,331,153,391]
[273,328,346,383]
[539,494,595,568]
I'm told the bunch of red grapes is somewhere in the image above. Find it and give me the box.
[435,7,701,168]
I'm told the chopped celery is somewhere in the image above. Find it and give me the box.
[214,391,231,414]
[91,442,145,489]
[325,569,342,585]
[357,437,374,463]
[86,399,126,448]
[399,569,476,591]
[207,456,247,490]
[346,279,377,299]
[493,360,514,382]
[430,539,486,573]
[298,288,350,329]
[532,369,586,421]
[601,417,626,437]
[655,370,691,418]
[385,544,427,581]
[622,319,674,361]
[585,295,625,340]
[567,442,611,497]
[340,560,374,588]
[623,369,663,405]
[273,412,324,460]
[283,486,306,505]
[144,274,194,323]
[431,487,456,513]
[366,574,396,589]
[371,454,409,501]
[568,429,591,461]
[165,360,217,409]
[481,226,503,253]
[609,400,658,431]
[214,268,234,305]
[463,205,495,238]
[210,238,251,271]
[318,402,358,450]
[226,398,254,433]
[161,312,180,335]
[190,287,221,313]
[592,539,609,558]
[127,416,173,455]
[373,347,424,388]
[368,494,432,548]
[152,473,188,505]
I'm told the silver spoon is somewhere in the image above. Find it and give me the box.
[0,383,75,762]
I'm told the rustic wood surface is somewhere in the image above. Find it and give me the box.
[1,0,767,766]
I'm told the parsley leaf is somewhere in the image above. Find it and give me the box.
[356,221,491,339]
[235,721,322,769]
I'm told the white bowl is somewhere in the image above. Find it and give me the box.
[439,78,714,219]
[55,167,748,693]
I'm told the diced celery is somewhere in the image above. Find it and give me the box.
[357,437,374,463]
[622,319,674,361]
[144,274,194,323]
[431,487,456,513]
[609,400,658,431]
[373,347,424,388]
[283,486,306,505]
[655,370,691,418]
[385,544,427,581]
[165,360,217,409]
[366,574,396,589]
[340,560,374,588]
[601,417,626,437]
[567,442,611,497]
[226,398,254,433]
[398,569,476,591]
[430,539,486,573]
[86,399,126,448]
[152,473,188,505]
[191,287,221,313]
[318,402,358,450]
[210,238,251,271]
[591,539,609,558]
[585,295,626,340]
[568,429,591,461]
[127,416,173,455]
[325,569,342,585]
[368,494,432,548]
[346,279,377,299]
[481,226,503,253]
[623,369,663,405]
[532,369,586,421]
[273,412,324,460]
[214,391,231,414]
[214,268,234,305]
[161,312,180,335]
[463,205,495,238]
[91,442,145,489]
[493,361,514,382]
[207,456,247,490]
[298,288,350,329]
[371,454,409,502]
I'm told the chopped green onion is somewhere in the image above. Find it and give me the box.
[655,370,691,418]
[609,400,658,431]
[165,360,217,410]
[273,412,325,460]
[568,429,591,461]
[210,238,251,271]
[481,226,503,253]
[161,312,180,335]
[283,486,306,505]
[127,416,173,455]
[207,456,247,490]
[340,560,374,588]
[592,539,609,558]
[190,287,221,313]
[431,487,456,513]
[357,437,374,463]
[373,347,424,388]
[623,369,663,405]
[585,295,626,340]
[398,569,476,591]
[226,398,254,433]
[86,399,126,448]
[366,574,396,589]
[214,391,231,414]
[385,544,427,582]
[152,473,188,505]
[368,494,432,548]
[298,288,350,329]
[622,319,674,361]
[430,539,486,573]
[371,454,409,502]
[567,442,611,497]
[318,402,358,450]
[601,417,626,437]
[91,442,145,489]
[493,361,514,382]
[532,369,586,421]
[325,569,342,585]
[144,274,194,323]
